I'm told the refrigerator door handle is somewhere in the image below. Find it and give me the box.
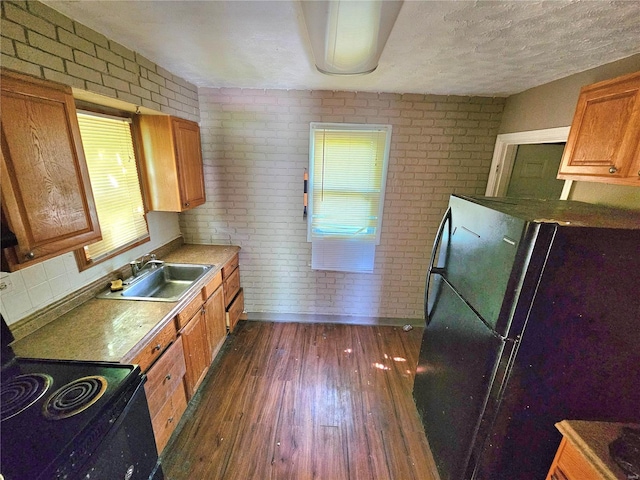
[425,206,452,323]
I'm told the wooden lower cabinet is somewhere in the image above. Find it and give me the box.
[144,336,186,412]
[223,266,240,307]
[132,320,178,372]
[180,283,228,397]
[176,291,205,329]
[547,437,603,480]
[221,253,244,333]
[131,262,237,452]
[181,308,211,399]
[144,336,187,454]
[226,288,244,333]
[546,420,633,480]
[205,286,227,361]
[150,382,187,454]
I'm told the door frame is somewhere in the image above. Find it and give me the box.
[485,127,572,199]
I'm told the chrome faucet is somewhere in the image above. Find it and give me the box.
[129,253,164,277]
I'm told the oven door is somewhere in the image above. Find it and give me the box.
[76,380,163,480]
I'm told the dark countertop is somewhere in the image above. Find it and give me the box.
[11,244,240,364]
[556,419,640,480]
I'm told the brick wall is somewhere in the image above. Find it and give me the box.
[182,89,505,319]
[0,0,188,324]
[1,0,199,121]
[0,0,505,322]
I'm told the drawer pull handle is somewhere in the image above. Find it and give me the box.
[165,374,172,381]
[609,166,618,174]
[168,416,174,424]
[152,344,162,352]
[26,252,35,260]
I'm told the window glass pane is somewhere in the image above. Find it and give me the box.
[309,124,390,243]
[76,112,148,262]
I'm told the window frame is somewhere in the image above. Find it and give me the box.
[307,122,392,245]
[307,122,392,273]
[73,104,150,271]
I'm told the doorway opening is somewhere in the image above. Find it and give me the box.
[506,143,566,199]
[485,127,572,199]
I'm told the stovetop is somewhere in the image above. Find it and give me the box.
[1,357,143,480]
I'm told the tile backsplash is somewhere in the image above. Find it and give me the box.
[0,211,182,325]
[0,253,79,322]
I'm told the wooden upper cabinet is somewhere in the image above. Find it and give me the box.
[0,69,101,270]
[172,118,206,208]
[557,71,640,186]
[136,115,206,212]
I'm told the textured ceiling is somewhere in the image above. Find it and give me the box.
[43,0,640,96]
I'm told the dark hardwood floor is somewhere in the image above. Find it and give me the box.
[160,321,439,480]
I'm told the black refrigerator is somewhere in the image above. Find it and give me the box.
[413,194,640,480]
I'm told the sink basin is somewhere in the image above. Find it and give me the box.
[97,263,214,302]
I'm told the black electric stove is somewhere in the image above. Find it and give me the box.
[0,316,163,480]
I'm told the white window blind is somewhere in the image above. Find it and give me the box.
[308,123,391,273]
[76,112,148,262]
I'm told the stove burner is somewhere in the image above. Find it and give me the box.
[43,376,108,420]
[1,373,53,421]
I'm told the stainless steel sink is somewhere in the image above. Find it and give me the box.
[97,263,214,302]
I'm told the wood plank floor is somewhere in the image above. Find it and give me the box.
[160,321,439,480]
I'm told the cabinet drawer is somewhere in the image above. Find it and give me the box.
[222,254,239,280]
[226,288,244,333]
[556,439,601,480]
[202,269,222,300]
[150,382,187,454]
[550,469,569,480]
[144,337,186,417]
[131,320,177,372]
[176,292,204,329]
[223,267,240,307]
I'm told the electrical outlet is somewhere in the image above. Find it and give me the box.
[0,276,13,294]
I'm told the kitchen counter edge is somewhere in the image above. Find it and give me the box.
[10,244,240,365]
[555,419,639,480]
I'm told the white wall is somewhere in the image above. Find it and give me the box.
[180,89,505,320]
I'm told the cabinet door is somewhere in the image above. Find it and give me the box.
[558,71,640,186]
[171,117,205,210]
[546,438,602,480]
[136,115,182,212]
[0,70,101,267]
[204,286,226,360]
[181,309,211,399]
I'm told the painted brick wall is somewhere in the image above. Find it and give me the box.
[1,0,199,121]
[0,0,190,324]
[181,89,505,319]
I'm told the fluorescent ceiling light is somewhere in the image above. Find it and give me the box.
[301,0,404,76]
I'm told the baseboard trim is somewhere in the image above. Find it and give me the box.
[246,312,425,328]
